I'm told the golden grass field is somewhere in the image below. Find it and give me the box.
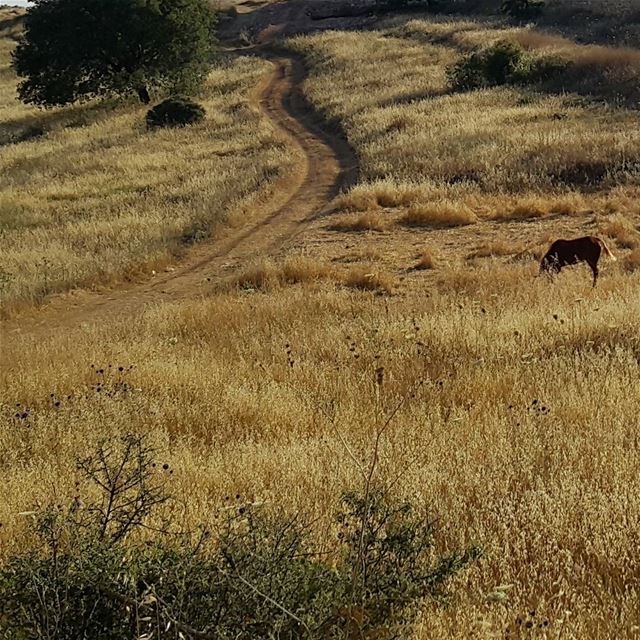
[3,3,640,639]
[4,270,640,638]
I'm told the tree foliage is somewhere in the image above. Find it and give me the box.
[12,0,216,107]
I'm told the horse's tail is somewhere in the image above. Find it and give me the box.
[596,237,617,261]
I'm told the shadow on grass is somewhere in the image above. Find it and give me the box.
[0,99,129,147]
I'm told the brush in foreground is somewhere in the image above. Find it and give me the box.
[0,434,480,639]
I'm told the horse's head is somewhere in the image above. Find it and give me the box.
[539,252,560,275]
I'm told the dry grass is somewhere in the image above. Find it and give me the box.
[622,248,640,271]
[232,256,335,290]
[0,29,296,308]
[542,0,640,48]
[341,266,396,293]
[601,213,640,249]
[3,269,640,638]
[547,193,590,216]
[494,199,550,221]
[415,247,438,270]
[232,259,281,290]
[335,179,426,212]
[403,16,640,102]
[329,210,389,232]
[281,256,336,284]
[290,21,640,222]
[403,15,640,73]
[4,5,640,639]
[402,202,477,227]
[0,8,23,35]
[467,240,517,259]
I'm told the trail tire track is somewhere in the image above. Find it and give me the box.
[4,50,357,340]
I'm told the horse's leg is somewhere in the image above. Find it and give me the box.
[591,246,602,288]
[590,261,599,287]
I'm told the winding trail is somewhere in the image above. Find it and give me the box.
[4,50,358,340]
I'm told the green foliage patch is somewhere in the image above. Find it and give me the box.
[448,39,568,91]
[0,435,481,639]
[146,96,206,129]
[12,0,216,107]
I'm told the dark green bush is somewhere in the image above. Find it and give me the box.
[447,50,487,91]
[501,0,545,20]
[448,39,568,91]
[483,40,526,85]
[0,435,481,639]
[146,96,206,129]
[337,489,481,632]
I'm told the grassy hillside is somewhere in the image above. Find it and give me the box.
[288,18,640,275]
[291,20,640,207]
[0,13,296,309]
[2,4,640,639]
[437,0,640,46]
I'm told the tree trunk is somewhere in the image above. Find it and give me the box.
[137,85,151,104]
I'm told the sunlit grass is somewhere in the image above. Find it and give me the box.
[290,22,640,224]
[3,5,640,639]
[2,267,640,638]
[0,23,296,308]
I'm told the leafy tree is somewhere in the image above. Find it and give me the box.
[12,0,216,107]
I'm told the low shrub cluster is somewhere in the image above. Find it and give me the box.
[146,96,206,129]
[0,435,480,640]
[501,0,545,20]
[376,0,442,12]
[448,40,567,91]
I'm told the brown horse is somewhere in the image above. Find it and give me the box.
[539,236,616,287]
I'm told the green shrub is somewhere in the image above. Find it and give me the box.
[0,435,481,640]
[448,39,568,91]
[146,96,206,129]
[375,0,442,12]
[447,50,487,90]
[483,40,526,85]
[337,489,482,631]
[501,0,545,20]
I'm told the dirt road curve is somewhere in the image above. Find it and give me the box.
[3,51,357,340]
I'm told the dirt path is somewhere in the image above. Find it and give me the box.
[3,50,357,340]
